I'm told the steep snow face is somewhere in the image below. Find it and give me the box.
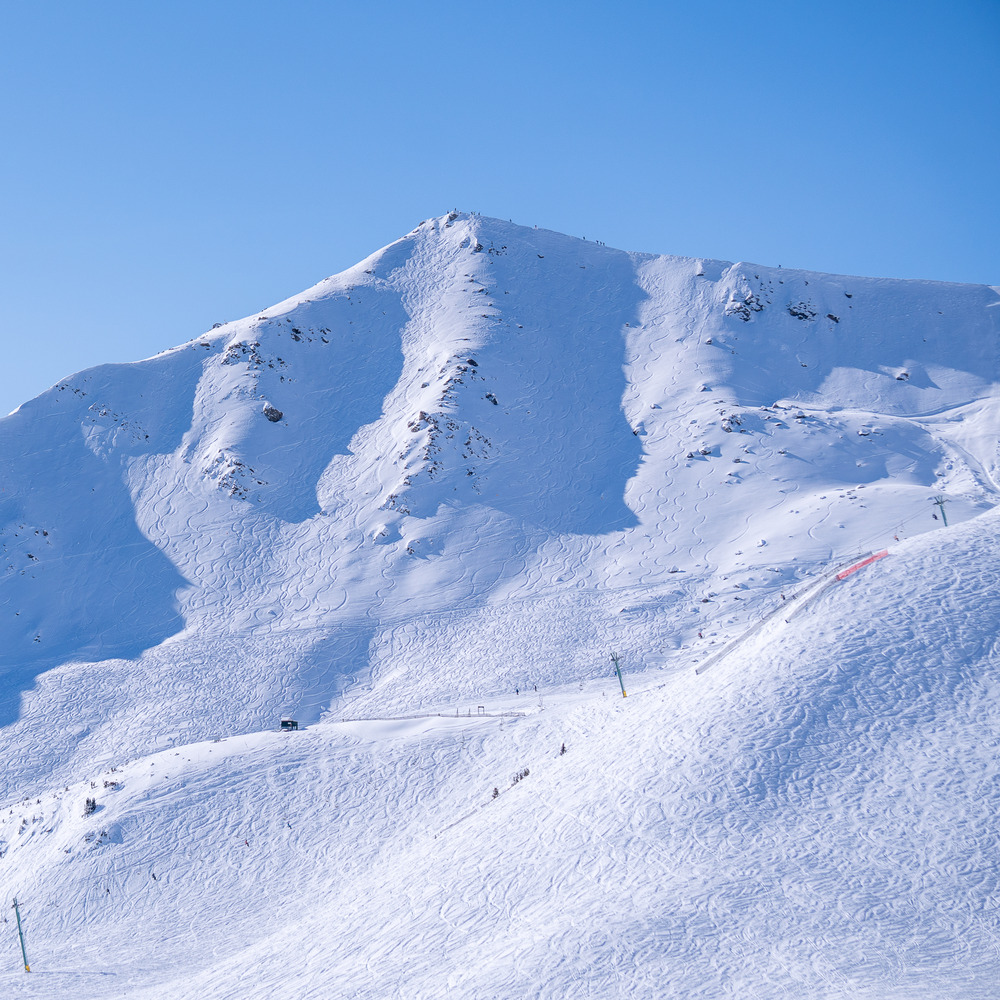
[0,214,998,792]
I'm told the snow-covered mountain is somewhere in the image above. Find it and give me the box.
[1,214,998,998]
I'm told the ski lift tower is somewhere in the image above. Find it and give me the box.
[610,652,627,698]
[932,496,949,527]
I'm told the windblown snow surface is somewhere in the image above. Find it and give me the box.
[1,214,999,998]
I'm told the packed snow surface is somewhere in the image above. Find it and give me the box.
[0,214,998,997]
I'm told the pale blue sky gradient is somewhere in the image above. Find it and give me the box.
[2,0,998,415]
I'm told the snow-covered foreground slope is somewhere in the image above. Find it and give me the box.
[1,214,999,995]
[2,510,999,999]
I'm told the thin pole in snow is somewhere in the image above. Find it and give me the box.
[12,897,29,972]
[933,496,949,527]
[611,652,627,698]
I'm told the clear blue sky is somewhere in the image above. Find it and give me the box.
[2,0,998,416]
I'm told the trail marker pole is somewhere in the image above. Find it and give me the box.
[933,496,949,527]
[611,652,627,698]
[12,897,29,972]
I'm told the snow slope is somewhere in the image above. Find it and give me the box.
[0,213,998,996]
[2,511,1000,999]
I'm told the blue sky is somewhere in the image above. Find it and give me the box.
[2,0,998,416]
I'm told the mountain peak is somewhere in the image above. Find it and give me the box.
[1,216,999,997]
[0,218,997,780]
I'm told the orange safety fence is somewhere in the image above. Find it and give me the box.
[835,550,889,581]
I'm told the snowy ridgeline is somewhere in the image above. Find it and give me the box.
[0,214,998,997]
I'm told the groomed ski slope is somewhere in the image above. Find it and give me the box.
[0,213,998,996]
[2,509,999,998]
